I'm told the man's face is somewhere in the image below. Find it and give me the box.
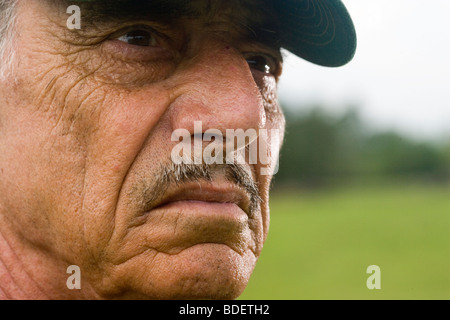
[0,0,285,299]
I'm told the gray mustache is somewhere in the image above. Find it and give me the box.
[139,162,262,216]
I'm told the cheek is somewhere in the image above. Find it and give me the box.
[81,85,173,180]
[67,84,173,251]
[0,81,91,260]
[0,68,174,264]
[260,76,281,116]
[254,89,285,241]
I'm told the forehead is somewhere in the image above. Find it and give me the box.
[47,0,280,47]
[61,0,273,20]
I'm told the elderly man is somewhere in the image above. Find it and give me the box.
[0,0,355,300]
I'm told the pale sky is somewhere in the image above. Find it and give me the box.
[278,0,450,141]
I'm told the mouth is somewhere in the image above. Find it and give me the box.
[150,181,253,217]
[124,173,262,257]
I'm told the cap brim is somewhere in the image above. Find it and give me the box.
[276,0,357,67]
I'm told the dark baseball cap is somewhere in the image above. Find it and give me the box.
[275,0,357,67]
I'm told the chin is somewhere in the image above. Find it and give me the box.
[105,243,258,300]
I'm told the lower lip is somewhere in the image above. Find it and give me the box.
[149,200,250,225]
[156,200,244,216]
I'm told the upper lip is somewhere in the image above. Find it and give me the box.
[150,181,252,216]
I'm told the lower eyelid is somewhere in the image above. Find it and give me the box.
[93,57,177,86]
[103,39,174,62]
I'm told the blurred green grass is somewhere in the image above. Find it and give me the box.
[240,182,450,300]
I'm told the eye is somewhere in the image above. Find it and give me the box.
[244,53,278,75]
[117,29,157,47]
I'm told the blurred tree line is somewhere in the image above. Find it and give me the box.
[276,106,450,188]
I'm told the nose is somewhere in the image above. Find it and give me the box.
[167,42,266,138]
